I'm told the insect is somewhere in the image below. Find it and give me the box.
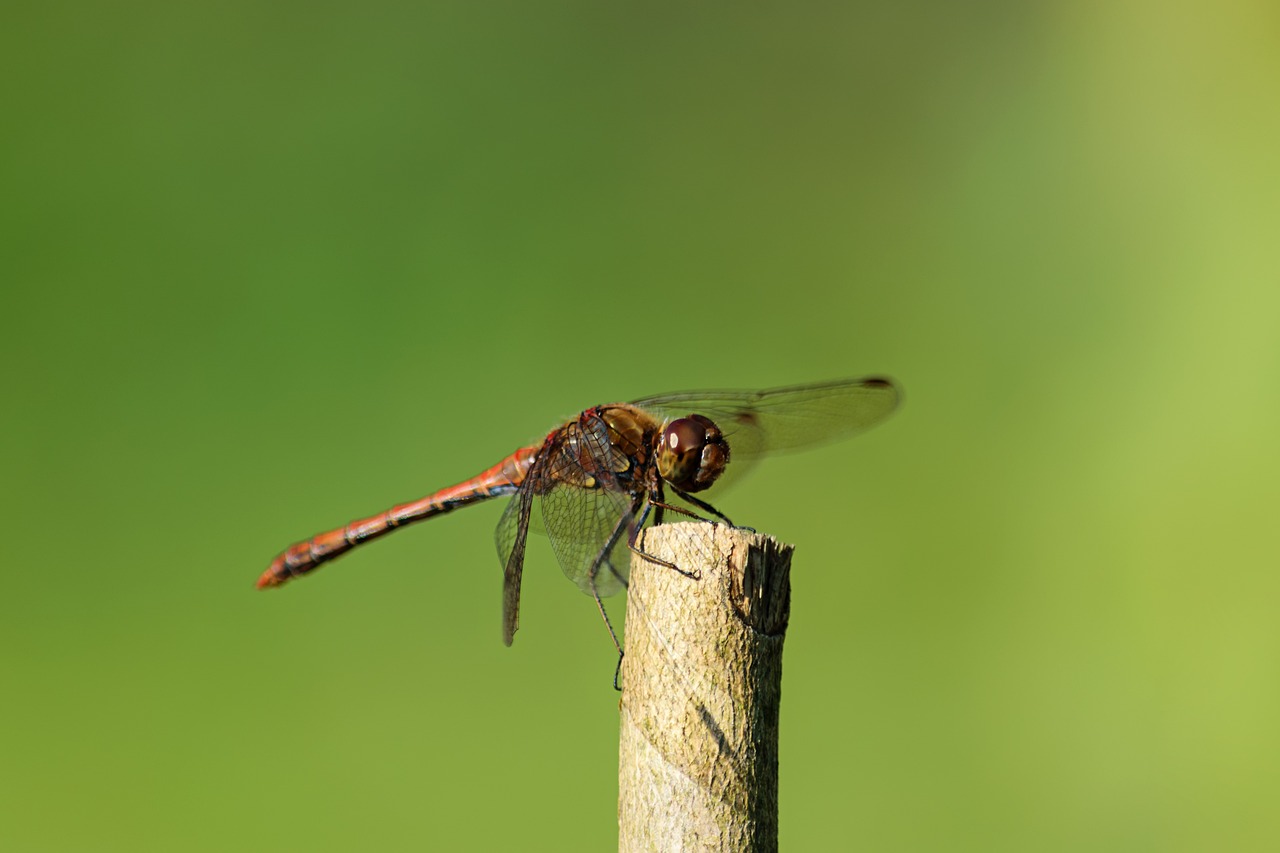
[259,377,900,647]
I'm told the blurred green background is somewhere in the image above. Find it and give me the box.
[3,1,1277,850]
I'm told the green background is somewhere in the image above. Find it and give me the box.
[3,1,1277,850]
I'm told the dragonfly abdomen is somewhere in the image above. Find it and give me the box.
[256,444,538,589]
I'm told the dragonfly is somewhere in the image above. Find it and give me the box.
[258,377,900,649]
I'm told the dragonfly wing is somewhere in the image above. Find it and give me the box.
[635,376,899,458]
[537,413,637,598]
[495,481,536,646]
[633,377,900,495]
[540,481,634,598]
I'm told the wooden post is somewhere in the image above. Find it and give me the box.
[617,522,793,853]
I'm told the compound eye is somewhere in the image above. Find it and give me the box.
[656,415,728,492]
[664,418,707,456]
[657,417,706,487]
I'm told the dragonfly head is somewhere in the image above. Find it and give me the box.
[657,415,730,493]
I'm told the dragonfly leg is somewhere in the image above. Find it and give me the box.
[588,509,638,657]
[592,585,623,657]
[626,500,698,580]
[647,499,705,521]
[668,485,736,527]
[603,555,628,591]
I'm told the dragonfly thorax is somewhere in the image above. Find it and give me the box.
[656,415,730,493]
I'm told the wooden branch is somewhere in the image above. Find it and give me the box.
[617,522,793,853]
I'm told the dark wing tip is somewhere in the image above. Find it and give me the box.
[861,375,903,410]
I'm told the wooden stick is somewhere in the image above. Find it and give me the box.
[618,522,793,853]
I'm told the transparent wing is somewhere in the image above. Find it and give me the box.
[503,413,639,601]
[632,376,899,495]
[635,374,893,471]
[494,481,535,646]
[540,480,635,599]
